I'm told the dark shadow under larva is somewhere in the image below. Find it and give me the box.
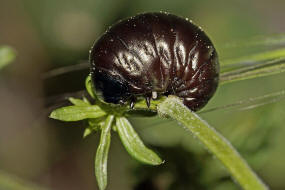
[90,12,219,111]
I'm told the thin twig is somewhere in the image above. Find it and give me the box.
[200,90,285,114]
[220,58,285,84]
[42,61,89,79]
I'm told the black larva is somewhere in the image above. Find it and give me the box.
[90,12,219,111]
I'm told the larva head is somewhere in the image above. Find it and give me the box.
[90,68,131,105]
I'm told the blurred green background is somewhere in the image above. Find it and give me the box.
[1,0,285,189]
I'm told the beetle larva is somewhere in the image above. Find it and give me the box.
[90,12,219,111]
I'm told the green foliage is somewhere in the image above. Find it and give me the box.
[217,34,285,85]
[0,170,48,190]
[220,57,285,85]
[49,76,163,190]
[68,97,90,106]
[222,48,285,67]
[85,75,96,98]
[49,105,106,121]
[49,74,269,190]
[95,115,113,190]
[116,117,163,165]
[0,46,16,70]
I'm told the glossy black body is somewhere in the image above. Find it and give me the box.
[90,12,219,111]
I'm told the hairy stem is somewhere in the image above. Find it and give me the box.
[157,96,268,190]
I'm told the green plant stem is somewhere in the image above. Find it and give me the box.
[0,170,48,190]
[157,96,268,190]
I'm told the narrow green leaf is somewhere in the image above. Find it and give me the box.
[89,118,103,127]
[116,117,163,165]
[221,34,285,50]
[200,90,285,114]
[220,58,285,84]
[158,96,268,190]
[222,48,285,66]
[83,128,92,138]
[83,97,90,104]
[95,115,114,190]
[83,118,104,138]
[68,97,90,106]
[50,105,106,121]
[85,75,96,98]
[0,46,16,70]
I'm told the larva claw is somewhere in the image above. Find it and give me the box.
[130,101,135,109]
[146,96,151,108]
